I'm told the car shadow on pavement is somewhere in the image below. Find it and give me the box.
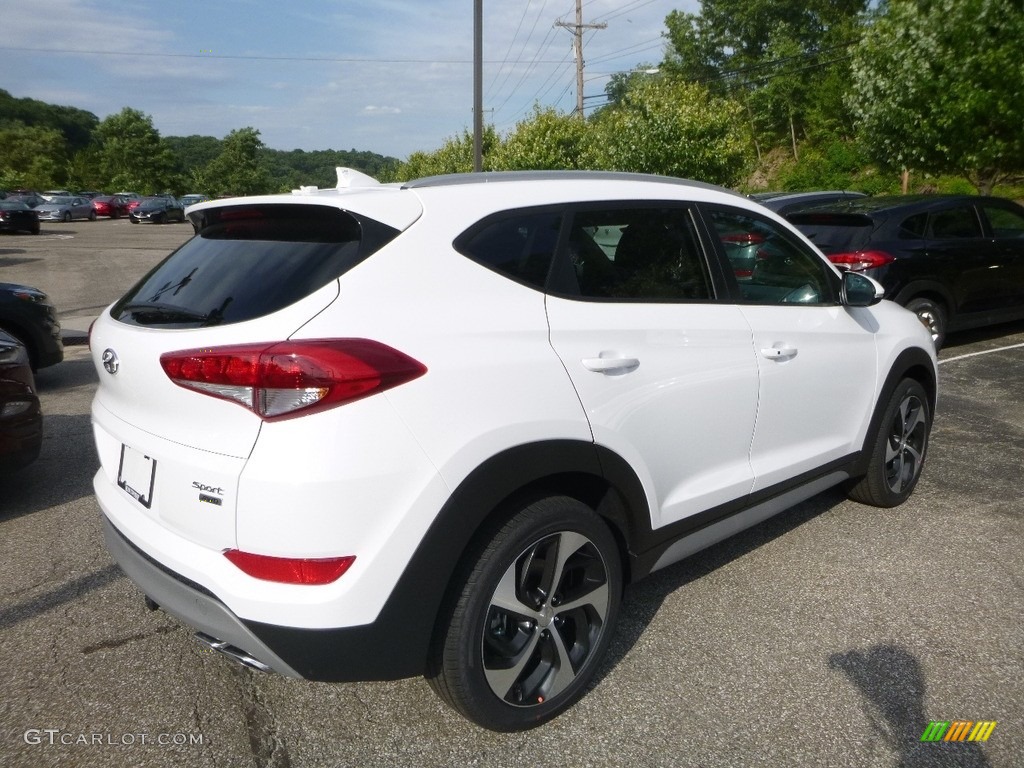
[33,353,97,393]
[828,645,991,767]
[0,563,123,631]
[944,319,1024,349]
[598,486,847,686]
[0,413,98,522]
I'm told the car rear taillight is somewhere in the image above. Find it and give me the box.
[223,550,355,584]
[721,233,766,247]
[160,339,426,420]
[826,251,895,272]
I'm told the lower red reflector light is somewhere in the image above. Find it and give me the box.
[224,550,355,585]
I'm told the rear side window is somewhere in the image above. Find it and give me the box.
[981,204,1024,238]
[563,206,711,301]
[929,207,981,238]
[455,211,562,289]
[112,204,398,328]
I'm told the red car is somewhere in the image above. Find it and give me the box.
[92,195,133,219]
[0,330,42,471]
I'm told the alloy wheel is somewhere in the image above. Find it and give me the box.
[884,393,927,494]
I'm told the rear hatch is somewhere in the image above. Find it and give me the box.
[91,198,417,550]
[787,211,877,255]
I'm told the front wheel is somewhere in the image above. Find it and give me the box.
[428,496,622,731]
[848,379,931,507]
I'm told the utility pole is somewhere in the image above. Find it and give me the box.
[473,0,483,172]
[555,0,606,118]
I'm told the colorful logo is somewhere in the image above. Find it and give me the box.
[920,721,997,742]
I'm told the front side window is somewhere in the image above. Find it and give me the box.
[706,208,836,305]
[564,206,712,301]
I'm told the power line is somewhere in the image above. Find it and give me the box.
[0,45,566,65]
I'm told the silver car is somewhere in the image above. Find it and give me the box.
[35,196,96,223]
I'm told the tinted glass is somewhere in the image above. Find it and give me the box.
[787,212,874,254]
[708,209,836,305]
[982,204,1024,238]
[565,206,711,301]
[112,204,398,328]
[930,207,981,238]
[455,211,561,289]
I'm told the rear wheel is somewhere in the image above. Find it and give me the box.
[62,212,71,223]
[905,297,946,349]
[848,379,931,507]
[88,210,97,221]
[428,496,622,731]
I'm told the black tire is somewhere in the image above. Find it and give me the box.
[88,210,96,221]
[904,297,946,349]
[848,379,931,507]
[62,211,71,223]
[428,496,622,731]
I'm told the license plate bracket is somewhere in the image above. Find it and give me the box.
[117,443,156,509]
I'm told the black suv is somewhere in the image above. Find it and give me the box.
[788,195,1024,347]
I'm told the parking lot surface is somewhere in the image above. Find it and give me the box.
[1,219,1021,767]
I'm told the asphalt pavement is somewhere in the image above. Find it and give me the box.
[0,219,1021,767]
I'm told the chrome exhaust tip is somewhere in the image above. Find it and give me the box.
[195,632,273,673]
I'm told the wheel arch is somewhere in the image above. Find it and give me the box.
[260,439,649,682]
[851,346,937,478]
[892,281,953,315]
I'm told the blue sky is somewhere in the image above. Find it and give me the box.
[1,0,695,160]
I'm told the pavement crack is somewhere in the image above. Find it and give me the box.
[233,665,292,768]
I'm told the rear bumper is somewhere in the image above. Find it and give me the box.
[102,514,430,682]
[103,515,303,678]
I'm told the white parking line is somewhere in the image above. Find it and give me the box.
[939,342,1024,365]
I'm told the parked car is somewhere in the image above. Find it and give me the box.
[0,329,43,472]
[0,283,64,370]
[114,192,144,213]
[0,200,40,235]
[35,195,96,223]
[788,194,1024,347]
[41,189,73,200]
[751,190,868,216]
[91,170,937,731]
[179,193,210,207]
[92,195,133,219]
[128,196,185,224]
[7,193,47,209]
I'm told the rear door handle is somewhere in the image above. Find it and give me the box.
[760,346,798,361]
[582,356,640,374]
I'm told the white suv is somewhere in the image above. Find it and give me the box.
[91,170,937,731]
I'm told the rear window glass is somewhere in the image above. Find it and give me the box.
[788,212,874,254]
[111,204,398,328]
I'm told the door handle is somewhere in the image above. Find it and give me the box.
[581,356,639,374]
[760,346,798,361]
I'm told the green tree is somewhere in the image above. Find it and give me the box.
[662,0,866,159]
[490,107,594,170]
[0,123,67,189]
[850,0,1024,194]
[197,127,270,196]
[391,126,500,181]
[96,108,175,193]
[590,78,749,185]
